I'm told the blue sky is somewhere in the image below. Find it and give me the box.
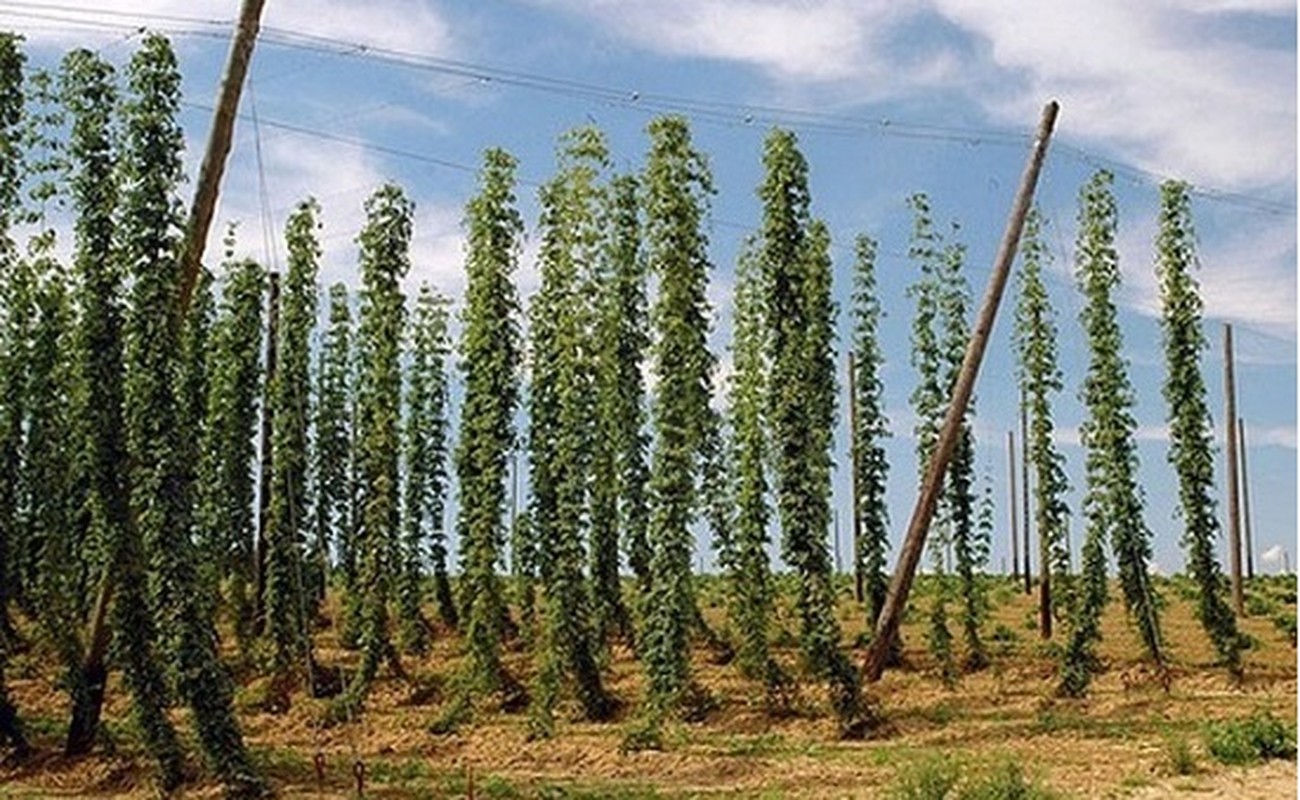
[2,0,1295,577]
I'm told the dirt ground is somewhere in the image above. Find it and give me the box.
[2,576,1295,798]
[1127,758,1295,800]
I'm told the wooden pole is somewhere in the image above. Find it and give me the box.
[849,352,864,603]
[178,0,268,318]
[863,100,1059,682]
[1007,430,1019,581]
[1223,324,1244,615]
[1238,417,1255,581]
[253,271,280,634]
[1021,387,1032,595]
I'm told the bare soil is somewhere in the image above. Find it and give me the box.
[2,576,1295,798]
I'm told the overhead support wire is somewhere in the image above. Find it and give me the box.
[180,100,492,181]
[0,0,1292,216]
[248,79,280,273]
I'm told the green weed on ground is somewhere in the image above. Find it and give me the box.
[1161,731,1197,776]
[889,754,1061,800]
[1204,710,1296,766]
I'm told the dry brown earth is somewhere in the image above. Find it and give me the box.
[2,577,1295,798]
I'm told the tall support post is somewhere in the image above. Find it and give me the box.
[1238,417,1255,581]
[1223,324,1244,615]
[178,0,269,317]
[863,100,1059,682]
[1021,387,1032,594]
[849,352,864,602]
[1007,430,1019,581]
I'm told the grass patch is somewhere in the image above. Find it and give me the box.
[718,732,786,757]
[889,754,961,799]
[1028,707,1168,741]
[989,623,1019,645]
[536,784,666,799]
[958,760,1059,799]
[889,755,1059,799]
[428,690,473,735]
[434,769,525,799]
[989,581,1018,608]
[474,774,527,799]
[1204,710,1296,766]
[434,771,671,800]
[1271,612,1296,647]
[1118,772,1154,791]
[250,745,313,780]
[1161,732,1197,776]
[1166,575,1200,603]
[918,702,957,727]
[1246,593,1278,617]
[11,713,66,742]
[619,717,665,753]
[367,756,433,786]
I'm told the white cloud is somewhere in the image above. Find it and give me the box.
[1261,544,1285,563]
[1099,197,1294,345]
[1250,424,1299,449]
[536,2,1297,355]
[212,130,382,282]
[934,0,1296,192]
[1195,223,1297,340]
[1052,423,1168,448]
[406,202,469,322]
[4,1,467,294]
[1053,426,1082,448]
[534,0,901,83]
[209,125,472,321]
[261,1,455,57]
[711,348,736,409]
[1054,421,1297,450]
[537,0,1295,195]
[1178,0,1294,13]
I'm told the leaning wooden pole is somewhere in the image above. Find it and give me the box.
[178,0,268,318]
[849,352,864,603]
[1238,417,1255,581]
[1223,324,1244,615]
[863,100,1059,682]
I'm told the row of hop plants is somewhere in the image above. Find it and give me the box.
[0,30,1254,795]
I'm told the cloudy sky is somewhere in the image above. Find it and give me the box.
[1,0,1294,575]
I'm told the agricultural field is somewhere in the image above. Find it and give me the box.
[0,8,1295,800]
[2,574,1294,798]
